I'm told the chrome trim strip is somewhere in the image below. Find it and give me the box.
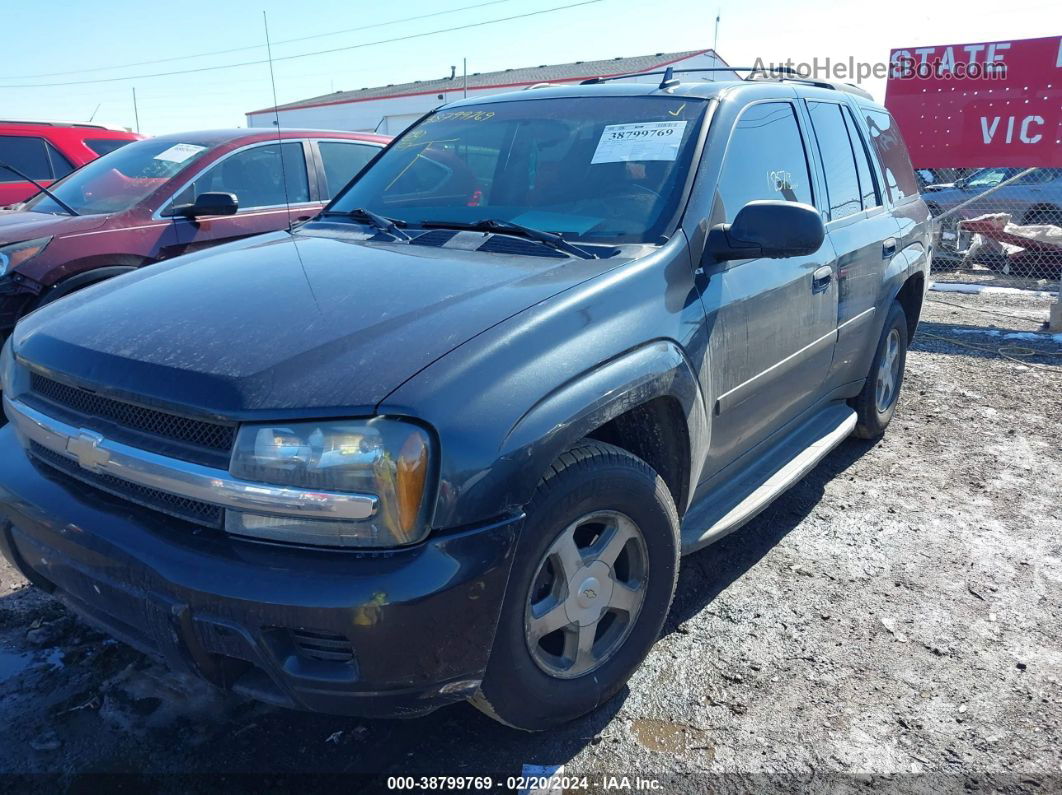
[714,327,838,416]
[837,306,875,332]
[4,395,378,522]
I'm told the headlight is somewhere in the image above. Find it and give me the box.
[0,337,14,393]
[0,337,26,400]
[227,418,434,548]
[0,237,51,277]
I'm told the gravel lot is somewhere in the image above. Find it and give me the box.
[1,288,1060,792]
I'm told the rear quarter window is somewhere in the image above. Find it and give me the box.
[863,108,919,203]
[85,138,134,157]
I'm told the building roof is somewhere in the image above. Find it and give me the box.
[249,49,728,115]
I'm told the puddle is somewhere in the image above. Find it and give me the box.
[0,650,33,684]
[631,719,714,756]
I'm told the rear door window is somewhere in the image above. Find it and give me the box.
[807,102,862,220]
[0,135,52,181]
[863,109,919,203]
[318,141,379,199]
[713,102,814,224]
[843,107,880,210]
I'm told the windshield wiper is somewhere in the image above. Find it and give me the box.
[421,219,597,260]
[325,207,410,241]
[0,161,79,216]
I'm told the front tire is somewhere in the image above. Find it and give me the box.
[471,441,679,730]
[850,301,909,439]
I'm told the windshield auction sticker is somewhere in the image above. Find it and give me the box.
[591,121,688,163]
[153,143,207,163]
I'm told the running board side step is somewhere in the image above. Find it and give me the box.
[680,404,857,555]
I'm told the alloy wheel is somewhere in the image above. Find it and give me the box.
[875,328,902,413]
[524,510,649,679]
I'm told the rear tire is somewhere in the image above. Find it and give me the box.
[850,301,908,439]
[471,441,679,731]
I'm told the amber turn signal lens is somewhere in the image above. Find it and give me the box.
[395,431,430,541]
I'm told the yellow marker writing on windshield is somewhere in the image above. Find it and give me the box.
[668,103,687,117]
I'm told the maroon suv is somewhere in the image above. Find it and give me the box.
[0,129,389,343]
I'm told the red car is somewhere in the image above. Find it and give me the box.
[0,121,142,207]
[0,128,390,344]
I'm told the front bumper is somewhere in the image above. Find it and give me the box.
[0,425,521,717]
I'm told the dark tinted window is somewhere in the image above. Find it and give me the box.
[85,138,134,157]
[0,135,51,182]
[807,102,862,220]
[714,102,813,224]
[181,142,309,210]
[319,142,378,199]
[843,107,880,210]
[45,142,75,180]
[863,109,919,202]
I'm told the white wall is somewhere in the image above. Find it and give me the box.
[246,54,738,134]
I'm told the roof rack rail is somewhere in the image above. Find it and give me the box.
[579,65,874,100]
[580,67,746,85]
[0,119,111,129]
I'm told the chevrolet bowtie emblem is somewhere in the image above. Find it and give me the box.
[66,430,110,473]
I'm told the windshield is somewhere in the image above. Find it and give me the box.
[965,167,1016,189]
[328,96,708,244]
[23,138,212,215]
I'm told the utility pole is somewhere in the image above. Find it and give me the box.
[132,87,140,134]
[463,57,468,98]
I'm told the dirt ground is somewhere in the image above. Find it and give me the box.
[1,288,1060,793]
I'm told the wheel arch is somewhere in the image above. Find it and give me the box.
[499,340,707,520]
[894,270,925,342]
[39,259,146,306]
[1021,203,1062,226]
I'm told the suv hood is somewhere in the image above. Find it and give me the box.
[0,209,109,243]
[13,229,620,416]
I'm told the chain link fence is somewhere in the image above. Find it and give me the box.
[924,167,1062,297]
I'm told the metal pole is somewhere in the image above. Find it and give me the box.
[132,87,140,134]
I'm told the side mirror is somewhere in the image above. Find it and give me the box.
[169,192,238,218]
[705,200,825,262]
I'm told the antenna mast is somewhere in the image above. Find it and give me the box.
[263,11,293,233]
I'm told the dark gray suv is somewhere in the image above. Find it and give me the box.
[0,72,930,730]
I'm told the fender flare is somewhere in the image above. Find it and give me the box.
[496,339,709,514]
[38,265,141,307]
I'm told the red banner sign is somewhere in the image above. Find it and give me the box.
[885,35,1061,168]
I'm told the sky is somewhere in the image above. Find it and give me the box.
[1,0,1057,135]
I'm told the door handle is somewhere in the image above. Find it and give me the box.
[812,265,833,292]
[882,238,897,258]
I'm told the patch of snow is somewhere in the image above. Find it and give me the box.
[948,327,1061,343]
[928,281,1058,298]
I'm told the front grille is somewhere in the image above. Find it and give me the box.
[290,629,355,664]
[29,441,224,529]
[28,373,235,465]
